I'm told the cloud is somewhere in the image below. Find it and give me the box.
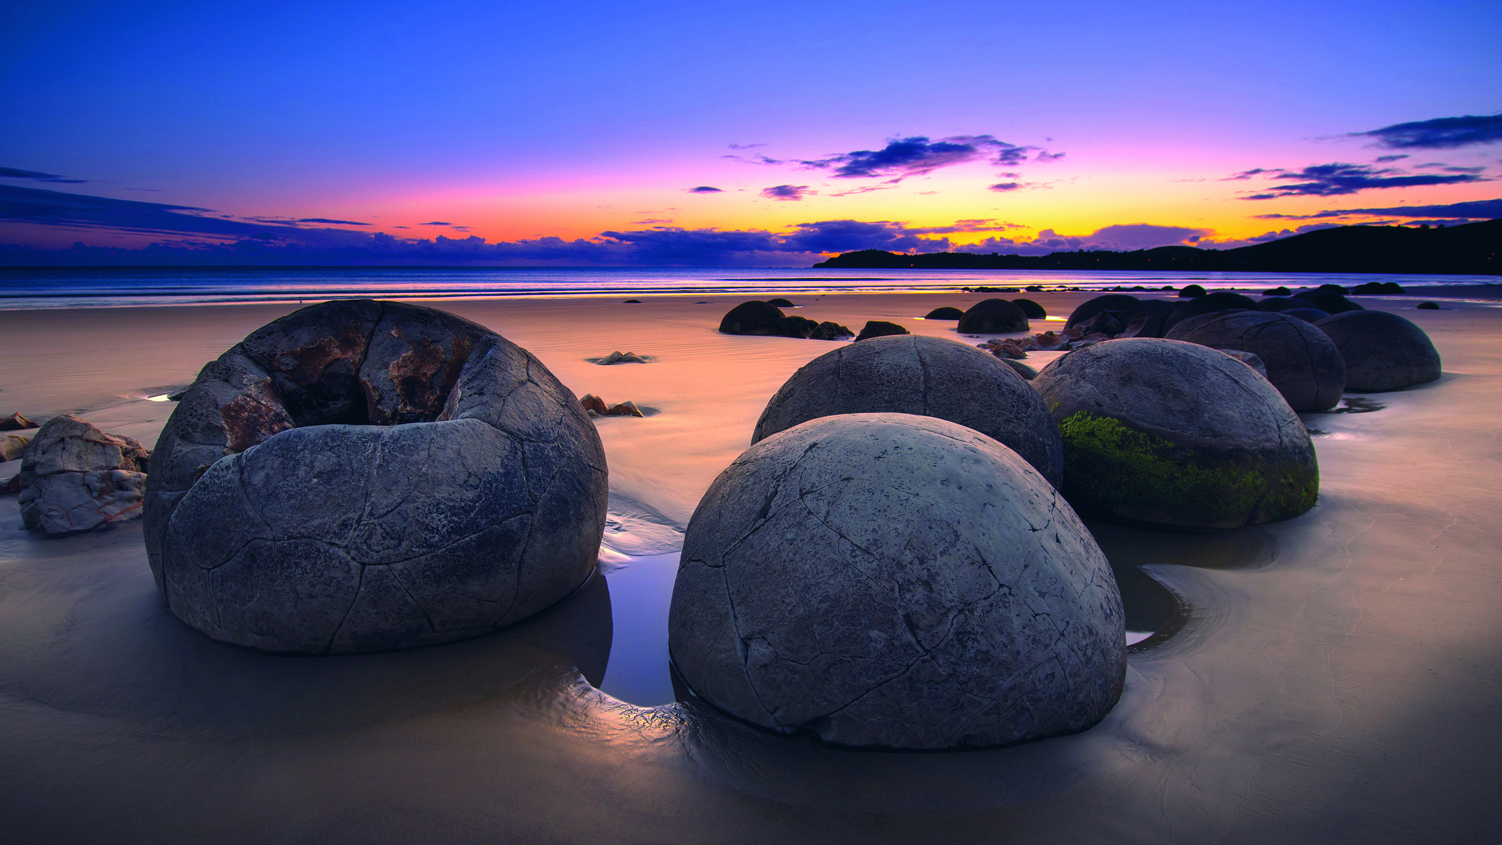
[1374,154,1410,163]
[631,218,673,225]
[728,143,769,150]
[1350,113,1502,150]
[760,184,814,201]
[295,217,370,225]
[687,185,723,193]
[800,135,1056,179]
[1251,198,1502,221]
[0,167,87,184]
[989,182,1022,192]
[422,221,453,226]
[721,153,785,166]
[1233,162,1486,198]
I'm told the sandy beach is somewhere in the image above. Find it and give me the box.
[0,290,1498,843]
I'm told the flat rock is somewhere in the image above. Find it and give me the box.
[669,414,1126,749]
[1314,310,1441,391]
[1032,338,1319,530]
[146,300,608,654]
[752,335,1063,487]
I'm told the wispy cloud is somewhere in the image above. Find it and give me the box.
[1231,162,1486,199]
[1252,198,1502,221]
[760,184,813,201]
[687,185,723,193]
[422,221,453,226]
[0,167,88,184]
[1350,113,1502,150]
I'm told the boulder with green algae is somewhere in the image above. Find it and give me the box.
[1033,338,1318,530]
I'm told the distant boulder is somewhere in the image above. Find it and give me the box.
[767,297,796,307]
[957,298,1029,333]
[1264,286,1292,296]
[1011,298,1047,319]
[811,320,855,340]
[1281,307,1332,323]
[1167,310,1346,411]
[719,300,787,335]
[1065,295,1140,328]
[924,306,964,320]
[1163,292,1261,332]
[1417,301,1440,310]
[1315,311,1441,391]
[1178,284,1207,298]
[1294,289,1363,314]
[1351,281,1405,295]
[854,320,910,342]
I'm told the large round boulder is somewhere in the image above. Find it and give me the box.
[1314,310,1441,391]
[1065,294,1140,328]
[1166,310,1346,411]
[144,300,608,654]
[719,300,788,335]
[1011,298,1047,319]
[1294,289,1363,314]
[669,413,1126,749]
[957,298,1029,333]
[1281,307,1331,323]
[1033,339,1319,530]
[752,335,1063,486]
[1163,292,1261,332]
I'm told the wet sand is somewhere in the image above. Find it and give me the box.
[0,291,1498,843]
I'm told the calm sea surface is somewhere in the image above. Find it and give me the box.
[0,266,1495,309]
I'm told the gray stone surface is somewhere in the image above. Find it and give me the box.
[18,414,150,536]
[1166,309,1346,411]
[752,335,1064,487]
[1314,310,1442,391]
[669,413,1126,749]
[1033,338,1319,530]
[146,300,608,653]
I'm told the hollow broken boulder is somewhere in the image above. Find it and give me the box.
[669,413,1126,749]
[145,300,608,654]
[18,414,151,536]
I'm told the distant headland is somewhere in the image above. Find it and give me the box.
[813,219,1500,276]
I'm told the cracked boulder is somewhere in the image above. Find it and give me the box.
[17,414,151,536]
[669,413,1125,749]
[752,335,1063,488]
[1033,338,1318,530]
[1166,309,1346,411]
[145,300,608,654]
[1314,310,1441,392]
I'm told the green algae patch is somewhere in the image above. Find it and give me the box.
[1057,411,1316,529]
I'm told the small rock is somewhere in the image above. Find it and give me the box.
[923,306,964,320]
[604,401,645,417]
[0,412,38,431]
[1034,331,1065,350]
[597,351,649,365]
[580,394,610,415]
[854,320,909,342]
[17,414,151,536]
[0,435,29,462]
[623,299,642,304]
[1417,301,1440,310]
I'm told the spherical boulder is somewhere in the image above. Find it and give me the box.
[1258,296,1308,312]
[1011,298,1047,319]
[1178,284,1207,298]
[1163,292,1261,332]
[957,298,1029,333]
[752,335,1063,487]
[1293,289,1363,314]
[1065,294,1140,328]
[924,306,964,320]
[1280,307,1331,323]
[1033,339,1319,530]
[669,413,1126,749]
[1166,310,1346,411]
[144,300,608,654]
[720,300,788,335]
[1314,310,1441,391]
[854,320,909,341]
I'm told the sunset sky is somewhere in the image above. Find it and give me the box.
[1,0,1498,265]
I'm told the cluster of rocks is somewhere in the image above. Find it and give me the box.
[719,300,853,340]
[580,394,645,417]
[15,414,152,536]
[144,300,609,654]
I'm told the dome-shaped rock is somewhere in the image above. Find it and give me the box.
[144,300,608,654]
[669,413,1126,749]
[1281,307,1331,323]
[719,300,788,335]
[957,298,1029,333]
[854,320,909,341]
[1163,292,1261,332]
[1166,310,1346,411]
[1258,296,1308,312]
[1033,338,1319,530]
[1314,310,1441,391]
[1294,289,1363,314]
[1065,295,1140,328]
[924,306,964,320]
[1178,284,1207,298]
[752,335,1063,486]
[1011,298,1047,319]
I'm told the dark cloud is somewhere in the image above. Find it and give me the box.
[1350,113,1502,150]
[0,184,292,240]
[800,135,1054,179]
[1033,151,1066,163]
[295,217,370,225]
[1234,162,1486,199]
[989,182,1022,192]
[0,167,87,184]
[422,221,453,226]
[727,143,769,150]
[687,186,723,193]
[760,184,813,201]
[721,153,785,166]
[778,220,952,253]
[1252,198,1502,221]
[1374,154,1410,163]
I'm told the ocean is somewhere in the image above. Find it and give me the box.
[1,266,1495,309]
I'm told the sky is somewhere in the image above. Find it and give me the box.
[1,0,1498,266]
